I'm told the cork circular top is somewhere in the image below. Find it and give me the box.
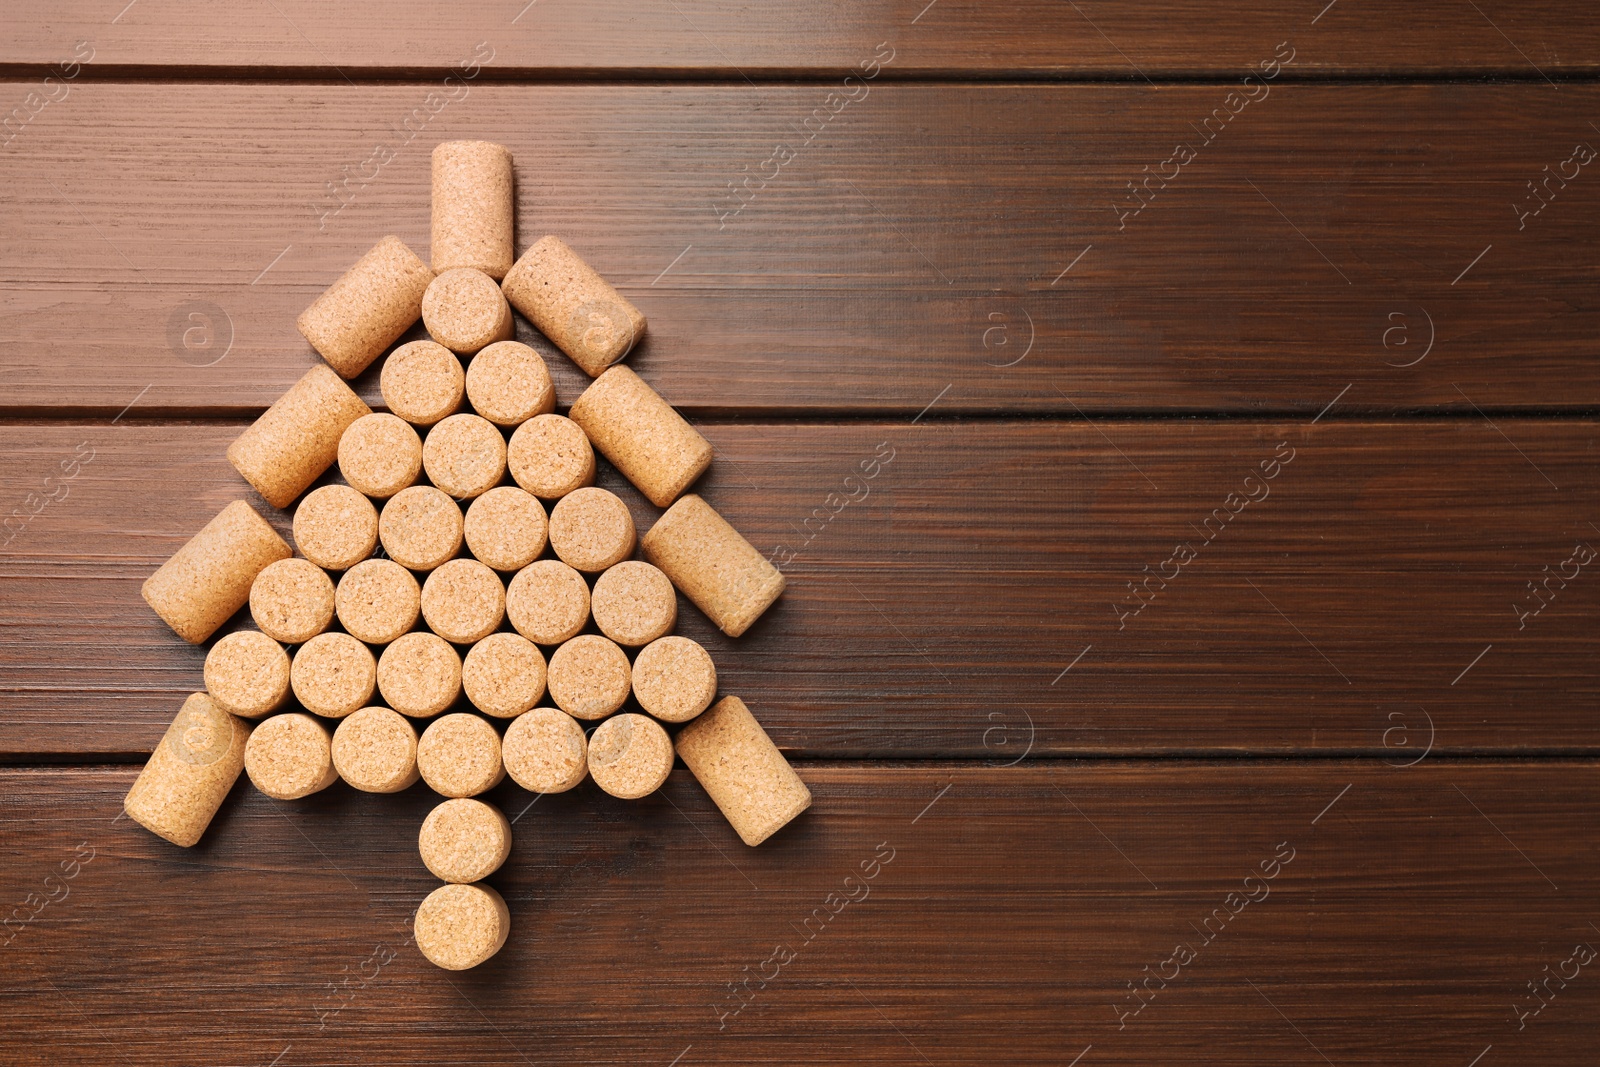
[548,487,636,573]
[414,882,509,971]
[419,798,512,883]
[377,632,462,717]
[504,559,590,645]
[421,558,506,644]
[293,484,379,571]
[249,558,336,644]
[422,413,507,500]
[417,712,504,797]
[290,632,377,718]
[379,485,464,571]
[203,630,290,718]
[462,632,546,718]
[336,558,421,644]
[423,268,512,355]
[463,486,547,572]
[587,713,672,800]
[339,412,423,499]
[244,712,335,801]
[502,707,587,794]
[546,634,631,721]
[591,561,677,647]
[331,706,419,793]
[631,635,717,724]
[465,341,555,427]
[381,339,464,426]
[507,414,594,501]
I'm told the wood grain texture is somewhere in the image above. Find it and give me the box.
[3,84,1600,415]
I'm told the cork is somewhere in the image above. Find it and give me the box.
[569,366,712,507]
[421,558,506,644]
[331,706,420,793]
[676,696,811,846]
[124,693,251,847]
[432,141,514,279]
[631,635,717,724]
[419,798,512,883]
[297,235,434,379]
[422,413,507,501]
[505,559,590,645]
[423,268,515,355]
[378,632,462,718]
[417,712,505,797]
[642,494,785,638]
[203,630,290,719]
[548,487,635,574]
[465,341,554,427]
[290,632,377,718]
[462,632,546,718]
[339,413,423,499]
[229,365,373,510]
[380,340,465,427]
[587,713,672,800]
[244,712,338,801]
[336,558,421,644]
[463,486,547,572]
[414,883,509,971]
[293,485,378,571]
[507,414,595,501]
[591,560,677,647]
[143,501,292,644]
[501,707,587,793]
[501,235,646,376]
[546,634,631,721]
[379,486,464,571]
[249,557,336,644]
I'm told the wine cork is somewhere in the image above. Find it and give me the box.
[143,501,292,644]
[378,632,462,718]
[124,693,251,847]
[501,235,645,376]
[249,558,336,644]
[548,487,635,574]
[507,414,595,501]
[641,494,785,638]
[422,413,507,501]
[505,559,590,645]
[676,695,811,846]
[546,634,630,721]
[432,141,514,279]
[419,798,512,883]
[631,635,716,724]
[297,235,434,379]
[417,712,505,797]
[229,365,373,509]
[569,366,712,508]
[464,341,554,427]
[591,561,677,647]
[463,487,547,572]
[336,558,421,644]
[414,883,509,971]
[291,632,377,718]
[339,413,424,499]
[331,706,420,793]
[381,340,464,427]
[421,558,506,644]
[203,630,290,719]
[379,486,464,571]
[244,712,338,800]
[423,268,515,355]
[462,633,546,718]
[501,707,587,793]
[587,713,672,800]
[292,485,379,571]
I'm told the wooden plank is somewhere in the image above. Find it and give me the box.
[2,762,1596,1064]
[3,84,1600,415]
[3,420,1598,758]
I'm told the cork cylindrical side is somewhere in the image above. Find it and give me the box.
[331,706,420,793]
[417,713,505,797]
[548,487,635,574]
[546,634,631,721]
[422,268,515,355]
[378,632,462,718]
[124,693,251,847]
[414,883,509,970]
[419,798,512,883]
[228,364,373,508]
[507,414,595,501]
[641,494,785,638]
[379,486,464,571]
[464,341,553,427]
[244,712,339,800]
[587,713,672,800]
[675,695,811,846]
[339,413,424,499]
[631,635,717,724]
[501,235,646,376]
[291,632,377,718]
[504,559,590,645]
[336,558,420,644]
[422,413,507,501]
[203,630,291,718]
[141,500,292,644]
[380,340,465,427]
[462,632,546,718]
[591,560,677,647]
[501,707,587,793]
[432,141,514,279]
[296,235,433,379]
[421,558,506,644]
[293,485,379,571]
[463,487,547,572]
[249,557,336,644]
[569,366,712,507]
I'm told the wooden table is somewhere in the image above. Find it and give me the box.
[3,3,1598,1063]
